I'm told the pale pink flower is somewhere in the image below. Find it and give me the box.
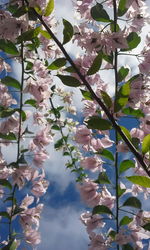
[31,179,49,197]
[78,179,100,207]
[83,101,97,117]
[75,125,91,144]
[90,136,113,151]
[115,230,131,245]
[33,127,53,149]
[80,212,105,234]
[130,128,144,140]
[25,228,41,245]
[33,150,49,167]
[12,166,33,189]
[80,156,103,172]
[89,232,108,250]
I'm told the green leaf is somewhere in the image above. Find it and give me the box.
[98,149,114,161]
[110,22,120,32]
[114,82,130,112]
[122,32,141,51]
[0,179,12,190]
[24,99,37,107]
[44,0,54,16]
[0,108,16,118]
[123,197,141,209]
[2,239,17,250]
[57,75,81,87]
[95,172,111,184]
[0,39,19,55]
[63,19,74,45]
[142,223,150,231]
[91,3,110,22]
[26,61,33,70]
[119,160,135,174]
[0,133,16,140]
[47,58,67,70]
[142,134,150,154]
[101,90,112,108]
[0,211,10,220]
[118,185,126,198]
[118,0,127,17]
[64,66,76,73]
[126,176,150,188]
[108,230,116,239]
[102,52,113,64]
[54,138,64,149]
[80,89,93,101]
[17,27,40,43]
[92,205,113,215]
[119,216,133,226]
[122,244,134,250]
[1,76,21,89]
[39,29,51,39]
[13,6,28,17]
[51,125,60,130]
[122,107,144,118]
[87,116,112,130]
[4,197,17,205]
[87,52,102,75]
[118,66,129,82]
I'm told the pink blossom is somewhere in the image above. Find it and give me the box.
[12,166,33,189]
[31,179,49,197]
[83,101,97,117]
[80,156,103,172]
[33,150,49,167]
[75,125,91,144]
[33,127,53,149]
[80,212,105,234]
[78,179,100,207]
[25,228,41,245]
[90,136,113,151]
[130,128,144,140]
[89,232,108,250]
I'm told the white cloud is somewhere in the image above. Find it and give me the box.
[39,205,89,250]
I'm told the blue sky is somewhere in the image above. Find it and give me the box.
[0,0,150,249]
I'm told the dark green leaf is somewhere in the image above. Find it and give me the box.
[0,179,12,190]
[51,125,60,130]
[24,99,37,107]
[0,108,16,118]
[131,137,140,150]
[108,230,116,239]
[13,6,28,17]
[26,61,33,70]
[126,176,150,188]
[13,206,24,216]
[44,0,54,16]
[92,205,113,215]
[80,89,93,101]
[119,160,135,174]
[18,154,27,164]
[91,3,110,22]
[122,107,144,118]
[142,223,150,231]
[114,82,130,112]
[122,244,134,250]
[101,91,112,108]
[118,66,129,82]
[87,116,112,130]
[4,197,17,205]
[57,75,81,87]
[87,52,102,75]
[1,76,21,89]
[63,19,74,44]
[17,27,40,43]
[123,197,141,209]
[119,216,133,226]
[0,133,16,140]
[0,211,10,220]
[142,134,150,154]
[102,52,113,64]
[64,66,76,73]
[110,22,120,32]
[121,32,141,51]
[54,138,64,149]
[98,149,114,161]
[95,172,111,184]
[0,39,19,55]
[47,58,67,70]
[118,0,127,16]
